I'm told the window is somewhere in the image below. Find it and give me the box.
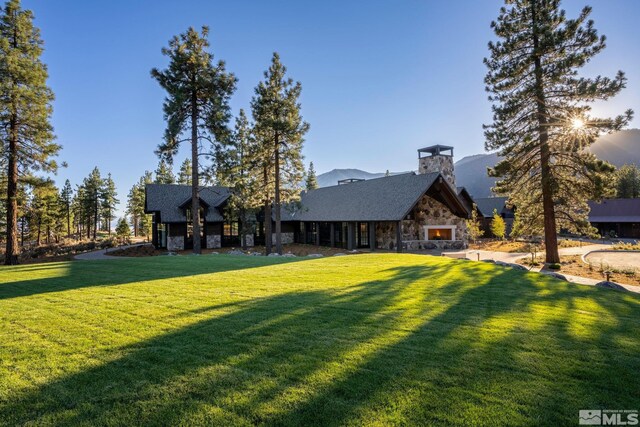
[358,222,369,247]
[186,207,205,239]
[224,221,239,237]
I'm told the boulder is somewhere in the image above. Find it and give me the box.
[282,253,297,258]
[228,250,245,256]
[540,271,567,281]
[268,253,281,257]
[595,281,628,292]
[334,253,346,256]
[307,254,323,258]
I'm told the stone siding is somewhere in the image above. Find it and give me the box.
[418,155,455,187]
[272,232,294,245]
[243,234,255,247]
[206,234,221,249]
[167,236,184,251]
[375,222,398,250]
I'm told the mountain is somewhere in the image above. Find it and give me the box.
[454,128,640,198]
[317,169,387,188]
[317,129,639,197]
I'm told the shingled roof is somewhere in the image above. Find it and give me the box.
[588,199,640,223]
[283,172,469,222]
[145,184,230,223]
[474,197,510,218]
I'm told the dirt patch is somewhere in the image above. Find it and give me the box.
[470,238,585,253]
[517,255,640,286]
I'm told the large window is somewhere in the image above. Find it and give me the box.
[357,222,369,247]
[224,221,239,237]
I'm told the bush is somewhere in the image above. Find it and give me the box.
[547,263,561,270]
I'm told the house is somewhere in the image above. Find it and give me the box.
[473,196,515,237]
[145,145,473,252]
[588,199,640,238]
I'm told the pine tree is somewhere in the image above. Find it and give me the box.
[154,159,175,184]
[80,167,104,240]
[490,209,506,240]
[177,158,192,185]
[0,0,59,264]
[484,0,632,263]
[251,53,309,254]
[127,171,152,239]
[151,26,236,254]
[59,179,73,238]
[615,164,640,198]
[115,217,130,244]
[465,204,484,243]
[306,162,318,190]
[217,109,260,250]
[101,173,118,235]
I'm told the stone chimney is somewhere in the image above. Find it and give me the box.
[417,145,455,187]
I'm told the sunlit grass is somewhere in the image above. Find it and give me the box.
[1,254,639,426]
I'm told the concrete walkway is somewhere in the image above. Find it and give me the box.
[584,251,640,270]
[74,243,146,260]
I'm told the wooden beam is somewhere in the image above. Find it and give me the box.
[315,222,320,246]
[369,221,375,251]
[330,223,335,247]
[347,222,355,250]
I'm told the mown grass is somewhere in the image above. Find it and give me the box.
[1,254,639,426]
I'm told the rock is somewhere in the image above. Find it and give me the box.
[307,254,323,258]
[282,253,296,257]
[506,263,528,271]
[482,259,496,264]
[595,281,628,292]
[334,253,346,256]
[210,252,219,255]
[228,250,245,256]
[250,252,263,256]
[267,253,280,257]
[540,271,568,281]
[167,252,178,256]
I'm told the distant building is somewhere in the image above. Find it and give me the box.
[145,145,473,252]
[473,196,515,237]
[588,199,640,238]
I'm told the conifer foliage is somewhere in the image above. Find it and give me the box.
[0,0,59,264]
[251,53,309,254]
[151,26,236,254]
[484,0,633,263]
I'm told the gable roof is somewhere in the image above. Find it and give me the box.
[474,197,510,218]
[588,199,640,223]
[283,172,469,222]
[145,184,230,223]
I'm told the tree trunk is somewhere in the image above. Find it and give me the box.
[531,1,560,264]
[274,132,282,254]
[37,217,41,246]
[133,215,138,237]
[93,198,98,240]
[66,205,71,239]
[240,207,247,250]
[5,116,19,265]
[190,91,201,255]
[107,208,111,235]
[263,166,272,255]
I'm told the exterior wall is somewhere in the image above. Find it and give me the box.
[374,194,468,251]
[167,236,184,251]
[418,155,455,187]
[272,232,294,245]
[375,222,399,250]
[206,234,221,249]
[204,222,222,249]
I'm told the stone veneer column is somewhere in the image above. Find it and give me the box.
[418,154,455,187]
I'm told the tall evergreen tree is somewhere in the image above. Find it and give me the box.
[80,167,104,240]
[127,171,152,239]
[0,0,59,264]
[484,0,632,263]
[217,109,260,250]
[154,159,175,184]
[615,164,640,198]
[177,158,192,185]
[251,53,309,254]
[59,179,73,238]
[101,173,118,235]
[151,26,236,254]
[305,162,318,190]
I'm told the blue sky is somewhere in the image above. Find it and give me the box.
[24,0,640,216]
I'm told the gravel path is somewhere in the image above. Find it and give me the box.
[74,244,145,260]
[584,251,640,270]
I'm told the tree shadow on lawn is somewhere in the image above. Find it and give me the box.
[0,255,303,301]
[1,261,639,426]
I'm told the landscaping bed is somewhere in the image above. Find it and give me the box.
[469,238,584,253]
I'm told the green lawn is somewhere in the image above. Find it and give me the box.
[0,254,638,426]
